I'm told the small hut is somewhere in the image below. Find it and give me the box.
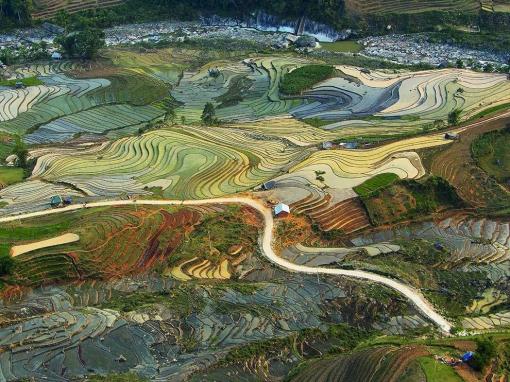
[273,203,290,218]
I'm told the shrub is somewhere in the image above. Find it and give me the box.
[0,253,14,276]
[468,337,497,371]
[448,109,462,126]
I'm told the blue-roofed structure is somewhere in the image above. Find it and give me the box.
[461,351,474,363]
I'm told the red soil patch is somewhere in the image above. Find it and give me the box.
[291,194,371,234]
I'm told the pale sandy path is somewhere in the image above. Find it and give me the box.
[0,197,452,333]
[10,233,80,257]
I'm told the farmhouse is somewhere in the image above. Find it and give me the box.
[51,52,63,60]
[273,203,290,218]
[262,180,276,191]
[321,141,334,150]
[339,141,359,149]
[50,195,72,208]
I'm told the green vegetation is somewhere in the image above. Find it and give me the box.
[223,323,376,364]
[280,65,336,95]
[0,77,43,87]
[472,125,510,186]
[86,373,148,382]
[353,173,399,197]
[0,135,14,162]
[303,117,332,128]
[54,28,105,59]
[169,206,258,266]
[468,337,497,372]
[0,167,24,188]
[201,102,218,125]
[361,176,463,225]
[425,270,489,317]
[0,253,14,277]
[326,324,377,354]
[11,136,28,170]
[0,0,32,30]
[418,356,463,381]
[346,239,489,317]
[469,103,510,121]
[102,288,205,316]
[321,41,362,53]
[448,109,462,126]
[215,76,254,109]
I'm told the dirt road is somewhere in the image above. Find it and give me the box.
[0,197,452,333]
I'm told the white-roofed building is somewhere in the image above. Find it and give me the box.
[273,203,290,218]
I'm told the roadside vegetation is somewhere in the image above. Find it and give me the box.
[344,239,490,318]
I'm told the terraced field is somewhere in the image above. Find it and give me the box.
[291,195,371,233]
[2,43,510,381]
[32,0,125,19]
[430,114,510,208]
[283,132,449,190]
[344,0,480,14]
[1,204,261,287]
[297,67,510,133]
[28,125,311,199]
[24,104,164,144]
[172,57,308,123]
[292,345,430,382]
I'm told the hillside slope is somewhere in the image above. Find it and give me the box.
[32,0,125,20]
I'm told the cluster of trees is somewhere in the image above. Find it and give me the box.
[0,0,32,29]
[468,337,497,371]
[201,102,219,125]
[0,41,50,65]
[448,109,462,126]
[280,65,336,95]
[54,28,105,59]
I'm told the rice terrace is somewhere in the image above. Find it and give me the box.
[1,0,510,381]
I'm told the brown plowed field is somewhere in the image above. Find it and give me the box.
[430,115,510,208]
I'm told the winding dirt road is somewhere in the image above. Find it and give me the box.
[0,197,452,333]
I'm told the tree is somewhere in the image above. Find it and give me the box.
[55,27,105,59]
[468,337,497,371]
[448,109,462,126]
[0,253,14,276]
[456,59,465,69]
[165,108,176,123]
[484,63,495,72]
[12,135,28,169]
[201,102,217,125]
[433,120,447,129]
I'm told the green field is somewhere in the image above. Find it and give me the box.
[418,356,463,382]
[0,167,24,188]
[280,65,336,95]
[353,173,399,197]
[0,76,43,87]
[321,41,363,53]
